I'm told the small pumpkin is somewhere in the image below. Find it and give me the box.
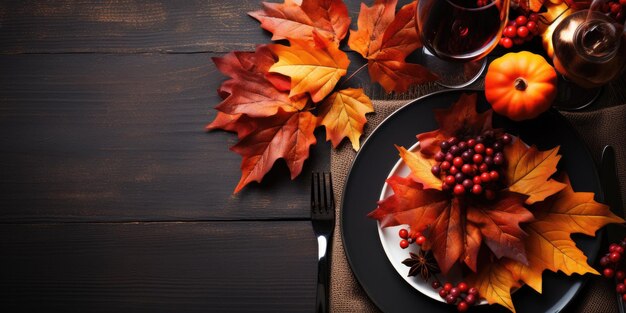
[485,51,557,121]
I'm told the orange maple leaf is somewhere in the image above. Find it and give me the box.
[504,138,567,204]
[396,145,442,190]
[504,175,623,294]
[269,34,350,102]
[249,0,350,44]
[317,88,374,151]
[348,0,437,92]
[416,93,493,156]
[467,260,521,313]
[206,112,256,139]
[211,45,306,117]
[230,110,317,193]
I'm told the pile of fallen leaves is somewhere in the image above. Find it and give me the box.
[368,93,624,312]
[207,0,436,193]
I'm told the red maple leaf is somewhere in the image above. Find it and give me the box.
[416,93,492,157]
[348,0,437,92]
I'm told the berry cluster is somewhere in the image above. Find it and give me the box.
[433,280,480,312]
[600,0,626,23]
[431,132,512,200]
[600,239,626,301]
[499,14,540,49]
[398,227,426,249]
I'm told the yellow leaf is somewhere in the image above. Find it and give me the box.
[317,88,374,150]
[504,175,623,294]
[467,261,520,313]
[269,34,349,102]
[396,145,442,190]
[505,138,567,204]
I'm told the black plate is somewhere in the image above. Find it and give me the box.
[341,90,603,313]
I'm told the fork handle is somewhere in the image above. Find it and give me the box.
[316,252,330,313]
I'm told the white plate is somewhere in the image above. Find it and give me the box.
[376,142,485,304]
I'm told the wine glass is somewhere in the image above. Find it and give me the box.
[550,0,626,110]
[416,0,510,88]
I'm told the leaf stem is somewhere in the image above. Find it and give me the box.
[339,63,368,88]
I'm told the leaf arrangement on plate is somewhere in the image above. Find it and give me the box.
[368,93,624,313]
[208,0,437,193]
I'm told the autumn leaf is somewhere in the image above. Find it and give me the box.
[396,145,442,190]
[369,175,449,232]
[467,260,521,313]
[212,45,307,117]
[428,197,464,274]
[513,0,545,12]
[317,88,373,150]
[269,34,350,102]
[504,138,567,204]
[504,175,623,294]
[249,0,350,44]
[416,93,493,156]
[348,0,436,92]
[206,112,256,139]
[230,110,317,193]
[466,192,533,265]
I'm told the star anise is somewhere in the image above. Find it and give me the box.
[402,249,441,281]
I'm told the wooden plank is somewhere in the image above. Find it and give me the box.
[0,0,415,54]
[0,54,329,222]
[0,221,317,312]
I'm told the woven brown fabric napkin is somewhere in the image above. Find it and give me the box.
[329,90,626,312]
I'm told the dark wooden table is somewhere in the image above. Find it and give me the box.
[5,1,626,313]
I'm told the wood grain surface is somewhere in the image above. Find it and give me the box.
[0,221,317,312]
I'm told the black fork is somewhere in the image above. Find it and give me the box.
[311,172,335,313]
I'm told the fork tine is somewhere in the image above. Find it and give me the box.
[328,172,335,211]
[316,172,322,213]
[322,173,328,212]
[311,172,316,212]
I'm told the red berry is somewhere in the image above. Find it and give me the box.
[611,244,620,252]
[454,184,466,196]
[450,166,459,175]
[450,287,461,298]
[611,3,621,14]
[620,0,626,5]
[604,268,615,278]
[457,301,469,312]
[453,157,464,168]
[502,134,512,144]
[517,26,529,38]
[600,256,610,267]
[457,282,469,293]
[473,176,482,185]
[527,21,538,33]
[462,164,473,175]
[501,37,513,49]
[623,293,626,302]
[439,289,449,298]
[444,282,453,292]
[400,239,409,249]
[468,287,478,295]
[463,179,474,189]
[610,252,622,262]
[617,246,625,254]
[473,154,483,164]
[472,184,483,195]
[399,228,409,239]
[465,294,476,305]
[432,280,441,289]
[485,147,494,156]
[507,20,516,27]
[445,175,456,185]
[480,172,491,183]
[516,15,528,26]
[503,26,517,38]
[445,294,457,304]
[467,139,476,147]
[617,283,626,294]
[489,170,500,181]
[435,151,445,162]
[441,161,451,171]
[617,271,626,281]
[474,143,485,154]
[479,163,489,173]
[529,13,539,22]
[416,235,426,245]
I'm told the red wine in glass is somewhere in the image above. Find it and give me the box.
[416,0,509,87]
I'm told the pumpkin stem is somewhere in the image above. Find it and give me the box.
[514,78,528,91]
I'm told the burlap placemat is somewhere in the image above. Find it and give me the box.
[329,86,626,312]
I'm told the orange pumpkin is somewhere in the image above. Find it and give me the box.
[485,51,557,121]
